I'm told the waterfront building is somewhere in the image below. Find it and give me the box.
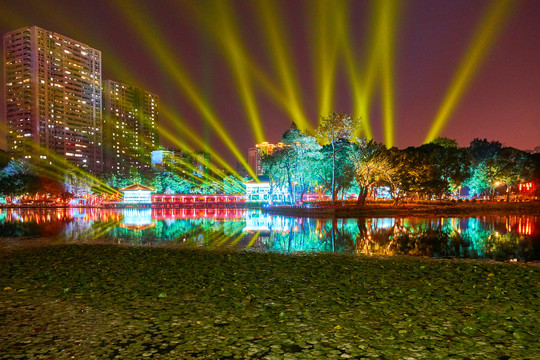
[3,26,103,172]
[103,80,158,173]
[120,183,154,204]
[244,175,291,203]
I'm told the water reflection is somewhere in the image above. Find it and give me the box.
[0,208,538,261]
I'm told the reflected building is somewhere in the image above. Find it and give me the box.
[121,208,154,230]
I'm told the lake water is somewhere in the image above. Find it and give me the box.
[0,207,539,261]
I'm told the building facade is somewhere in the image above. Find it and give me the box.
[3,26,103,172]
[102,80,158,173]
[247,141,288,176]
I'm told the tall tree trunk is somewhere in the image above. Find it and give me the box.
[331,143,336,206]
[356,186,368,207]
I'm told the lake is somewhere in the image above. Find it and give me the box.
[0,207,538,261]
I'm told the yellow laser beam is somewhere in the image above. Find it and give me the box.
[424,0,513,143]
[159,107,243,179]
[209,0,265,143]
[337,0,380,140]
[112,0,258,179]
[313,0,340,119]
[182,0,312,132]
[256,0,311,131]
[380,0,400,147]
[27,144,118,195]
[246,231,261,248]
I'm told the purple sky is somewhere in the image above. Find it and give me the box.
[1,0,540,167]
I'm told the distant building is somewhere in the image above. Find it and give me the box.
[3,26,103,172]
[103,80,158,173]
[151,149,173,166]
[151,149,212,178]
[247,142,289,176]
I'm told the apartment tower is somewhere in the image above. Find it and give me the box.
[102,80,158,173]
[3,26,103,172]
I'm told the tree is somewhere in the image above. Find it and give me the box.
[494,147,534,201]
[261,123,322,204]
[261,146,296,203]
[316,113,360,205]
[222,174,244,194]
[466,139,503,199]
[349,139,388,206]
[0,160,41,197]
[378,148,429,205]
[466,140,532,201]
[430,137,459,149]
[281,123,322,202]
[418,141,471,199]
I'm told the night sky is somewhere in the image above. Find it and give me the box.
[1,0,540,168]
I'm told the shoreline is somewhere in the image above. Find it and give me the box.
[263,201,540,217]
[1,201,540,220]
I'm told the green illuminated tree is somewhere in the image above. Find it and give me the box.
[314,140,356,203]
[281,123,322,202]
[316,113,360,205]
[493,147,534,201]
[0,160,41,197]
[158,171,192,194]
[349,139,389,206]
[261,145,295,203]
[227,175,245,194]
[465,139,533,201]
[418,140,471,199]
[465,139,503,199]
[261,123,322,204]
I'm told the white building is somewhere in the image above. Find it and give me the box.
[244,176,291,203]
[120,183,154,204]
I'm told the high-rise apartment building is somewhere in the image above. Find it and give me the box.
[102,80,158,173]
[3,26,103,172]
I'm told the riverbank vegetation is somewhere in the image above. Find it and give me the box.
[1,245,539,358]
[262,114,540,206]
[0,113,539,207]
